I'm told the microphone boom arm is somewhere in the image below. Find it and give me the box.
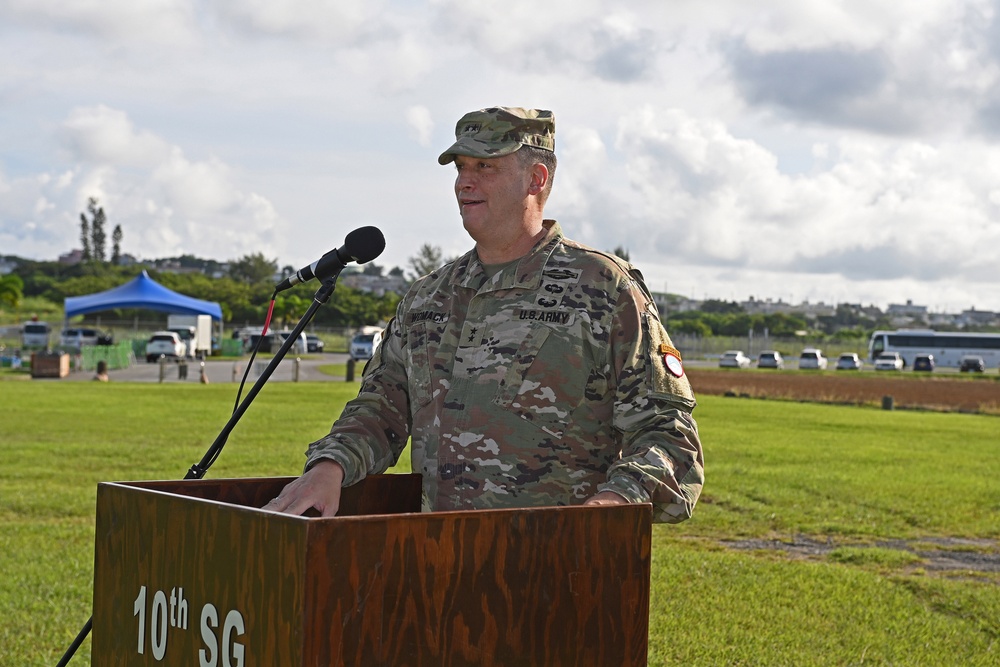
[187,274,340,479]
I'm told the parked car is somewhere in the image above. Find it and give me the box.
[959,355,986,373]
[719,350,751,369]
[350,327,383,361]
[798,348,828,370]
[247,332,276,353]
[835,353,863,371]
[306,334,325,353]
[874,352,904,371]
[913,354,935,372]
[60,327,104,349]
[274,330,308,354]
[145,331,186,362]
[757,350,784,369]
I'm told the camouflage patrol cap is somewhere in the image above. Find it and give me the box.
[438,107,555,165]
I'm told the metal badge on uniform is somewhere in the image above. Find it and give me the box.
[660,343,685,378]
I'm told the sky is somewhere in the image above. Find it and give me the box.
[2,0,1000,314]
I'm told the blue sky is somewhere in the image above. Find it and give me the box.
[2,0,1000,313]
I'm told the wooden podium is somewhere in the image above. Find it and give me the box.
[92,475,651,666]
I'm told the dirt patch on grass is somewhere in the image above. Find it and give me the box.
[687,369,1000,415]
[722,535,1000,577]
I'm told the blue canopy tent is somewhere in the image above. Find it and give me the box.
[64,270,223,320]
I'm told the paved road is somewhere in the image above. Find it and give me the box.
[65,353,356,383]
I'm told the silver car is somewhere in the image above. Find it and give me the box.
[835,353,863,371]
[719,350,751,369]
[757,351,784,369]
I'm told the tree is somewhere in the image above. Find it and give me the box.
[228,252,278,284]
[408,243,444,279]
[79,213,91,262]
[83,197,108,262]
[0,274,23,310]
[610,245,631,262]
[362,262,384,276]
[111,224,123,264]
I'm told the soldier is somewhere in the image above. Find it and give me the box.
[267,107,704,523]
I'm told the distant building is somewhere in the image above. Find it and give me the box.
[927,312,957,327]
[788,300,837,320]
[59,249,84,265]
[340,272,409,296]
[886,299,928,327]
[741,296,794,315]
[651,292,701,315]
[155,263,205,275]
[886,299,927,318]
[957,307,999,328]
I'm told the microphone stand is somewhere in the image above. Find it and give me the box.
[56,275,342,666]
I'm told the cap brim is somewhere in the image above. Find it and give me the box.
[437,137,523,165]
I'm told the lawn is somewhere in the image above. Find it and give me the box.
[0,382,997,665]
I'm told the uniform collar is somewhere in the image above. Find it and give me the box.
[452,220,562,292]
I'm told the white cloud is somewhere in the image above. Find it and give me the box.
[405,106,434,147]
[0,0,197,43]
[1,105,289,262]
[604,106,1000,292]
[3,0,1000,313]
[59,106,172,167]
[210,0,382,41]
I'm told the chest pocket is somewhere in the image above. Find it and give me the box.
[492,324,585,438]
[407,321,434,409]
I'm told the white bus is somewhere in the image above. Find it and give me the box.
[867,329,1000,369]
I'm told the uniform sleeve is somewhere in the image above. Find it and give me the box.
[597,282,705,523]
[304,316,412,486]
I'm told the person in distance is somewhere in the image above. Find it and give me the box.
[266,106,704,523]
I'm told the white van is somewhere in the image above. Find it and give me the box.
[60,327,102,349]
[274,330,308,355]
[21,321,51,349]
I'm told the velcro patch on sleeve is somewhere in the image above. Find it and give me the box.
[643,314,695,404]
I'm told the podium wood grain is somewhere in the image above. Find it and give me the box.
[92,475,651,666]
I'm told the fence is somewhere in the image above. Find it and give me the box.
[671,333,867,361]
[81,341,136,371]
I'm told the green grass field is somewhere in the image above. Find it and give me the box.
[1,382,997,665]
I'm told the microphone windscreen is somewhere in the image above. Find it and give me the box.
[344,226,386,264]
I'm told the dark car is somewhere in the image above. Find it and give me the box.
[248,333,277,353]
[959,355,985,373]
[913,354,935,372]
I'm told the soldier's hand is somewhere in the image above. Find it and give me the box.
[264,460,345,518]
[583,490,628,506]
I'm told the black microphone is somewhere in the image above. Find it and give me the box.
[275,226,385,292]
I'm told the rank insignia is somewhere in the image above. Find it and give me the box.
[659,343,685,378]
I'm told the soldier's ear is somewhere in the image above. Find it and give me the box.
[527,163,548,196]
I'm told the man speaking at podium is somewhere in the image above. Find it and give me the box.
[267,107,704,524]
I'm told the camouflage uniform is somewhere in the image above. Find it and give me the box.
[306,220,704,523]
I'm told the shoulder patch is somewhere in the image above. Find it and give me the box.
[659,343,685,377]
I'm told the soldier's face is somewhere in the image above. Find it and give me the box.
[453,153,532,246]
